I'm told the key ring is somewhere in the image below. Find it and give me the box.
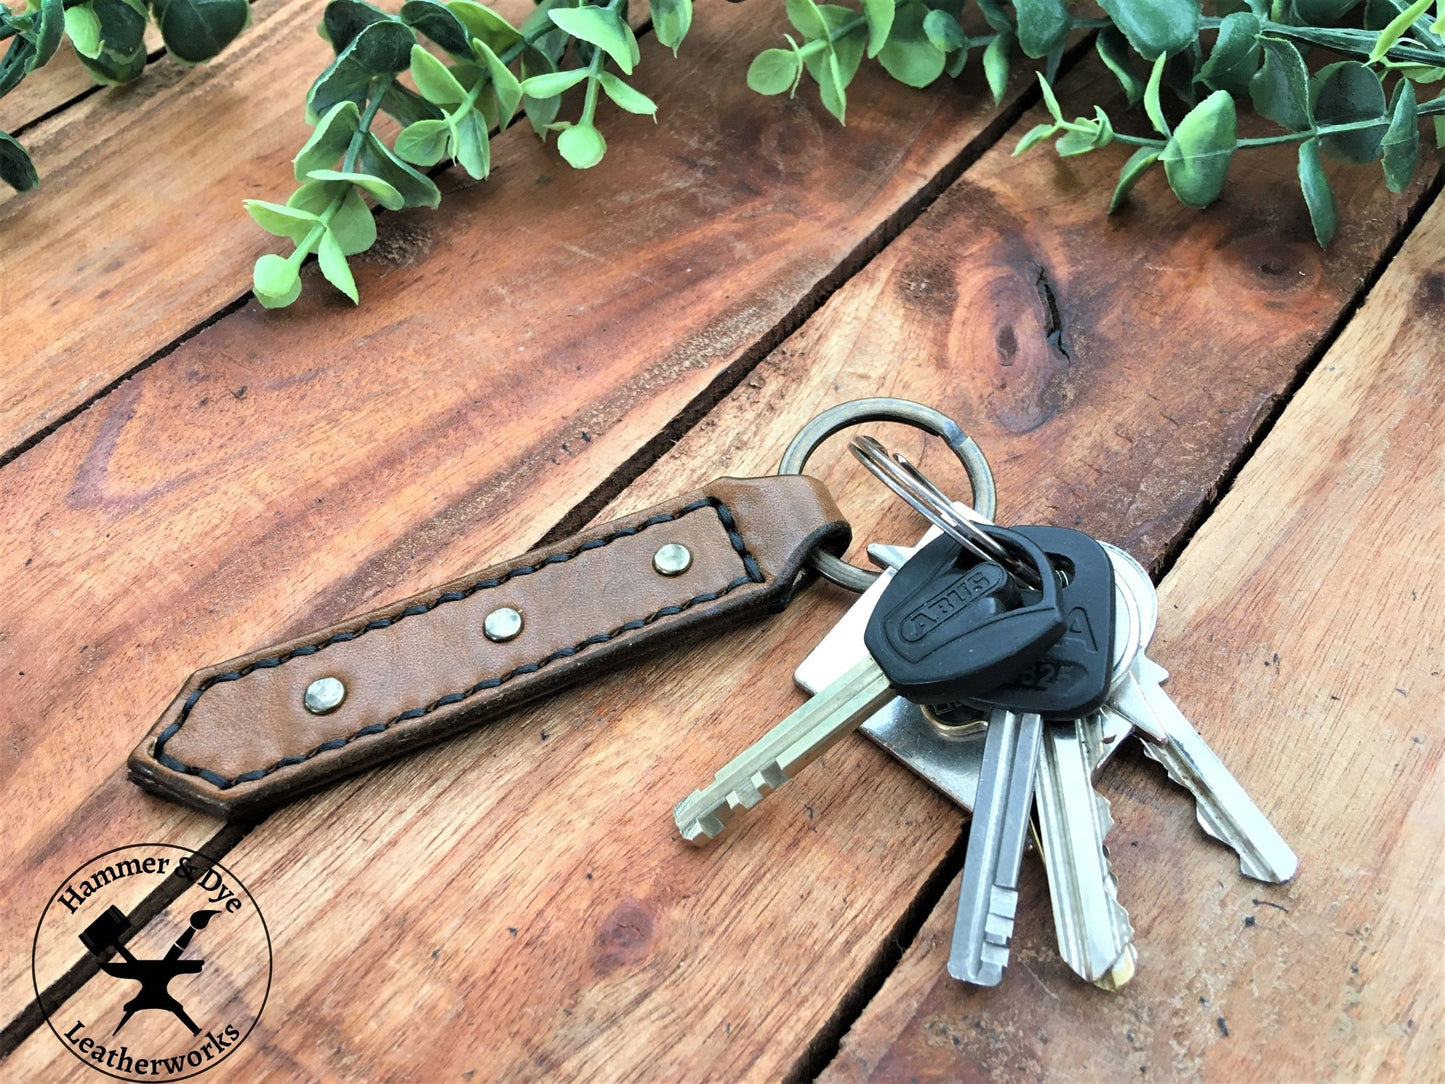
[778,398,997,592]
[850,436,1043,590]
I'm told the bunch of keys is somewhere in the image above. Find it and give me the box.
[674,402,1297,989]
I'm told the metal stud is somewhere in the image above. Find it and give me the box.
[652,543,693,576]
[484,606,524,643]
[303,677,346,715]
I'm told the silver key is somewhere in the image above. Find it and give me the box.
[949,706,1044,985]
[1102,549,1298,884]
[1034,714,1137,988]
[673,654,895,843]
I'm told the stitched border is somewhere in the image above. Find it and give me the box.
[153,497,763,789]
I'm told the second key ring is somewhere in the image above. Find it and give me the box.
[778,398,997,592]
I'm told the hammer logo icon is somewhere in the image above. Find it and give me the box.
[79,905,221,1036]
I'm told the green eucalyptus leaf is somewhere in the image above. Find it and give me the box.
[521,48,564,134]
[1198,11,1260,96]
[556,122,607,168]
[395,117,451,164]
[922,9,966,55]
[28,0,65,68]
[1109,145,1161,212]
[305,168,405,209]
[330,186,378,252]
[651,0,692,54]
[1055,128,1096,156]
[322,0,393,53]
[1037,71,1063,121]
[410,43,466,105]
[519,67,590,97]
[1297,136,1337,246]
[878,0,946,88]
[1160,89,1236,207]
[1311,61,1388,163]
[815,48,847,121]
[399,0,471,55]
[452,108,490,177]
[1250,37,1311,132]
[0,130,39,192]
[864,0,896,58]
[1014,0,1069,59]
[1096,26,1144,104]
[310,21,416,115]
[1369,0,1434,61]
[64,5,104,60]
[1098,0,1200,60]
[805,4,866,86]
[1014,122,1058,155]
[475,37,522,124]
[447,0,522,52]
[1380,78,1419,191]
[294,100,361,180]
[1144,52,1169,135]
[598,71,657,116]
[785,0,830,40]
[975,0,1012,32]
[287,178,348,214]
[548,5,636,74]
[982,29,1013,104]
[72,0,148,84]
[244,199,322,242]
[150,0,252,64]
[318,231,359,303]
[381,82,442,126]
[748,48,801,94]
[253,254,303,309]
[358,131,442,207]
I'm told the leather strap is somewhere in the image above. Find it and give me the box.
[128,476,850,818]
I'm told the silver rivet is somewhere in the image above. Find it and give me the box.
[303,677,346,715]
[484,607,524,643]
[653,543,692,576]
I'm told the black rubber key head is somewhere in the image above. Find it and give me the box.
[864,526,1067,705]
[956,525,1116,719]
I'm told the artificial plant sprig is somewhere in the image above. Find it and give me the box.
[0,0,251,192]
[1011,0,1445,245]
[249,0,679,307]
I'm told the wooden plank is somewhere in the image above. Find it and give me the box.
[6,59,1431,1078]
[817,201,1445,1082]
[0,0,1021,1031]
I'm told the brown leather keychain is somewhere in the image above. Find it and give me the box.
[128,474,850,819]
[128,399,993,820]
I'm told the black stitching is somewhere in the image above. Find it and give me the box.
[155,498,762,788]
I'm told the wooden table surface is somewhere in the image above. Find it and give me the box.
[2,2,1441,1080]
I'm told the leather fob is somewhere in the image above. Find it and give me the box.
[127,476,850,819]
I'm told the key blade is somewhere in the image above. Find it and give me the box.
[674,656,895,845]
[1136,657,1299,883]
[1105,666,1170,744]
[1034,717,1135,985]
[949,709,1044,986]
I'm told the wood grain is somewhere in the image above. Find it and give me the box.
[6,57,1433,1080]
[817,193,1445,1084]
[0,0,1022,1029]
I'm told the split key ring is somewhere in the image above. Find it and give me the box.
[777,398,998,592]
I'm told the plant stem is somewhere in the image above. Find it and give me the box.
[1110,115,1402,150]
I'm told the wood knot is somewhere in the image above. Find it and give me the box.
[592,898,655,975]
